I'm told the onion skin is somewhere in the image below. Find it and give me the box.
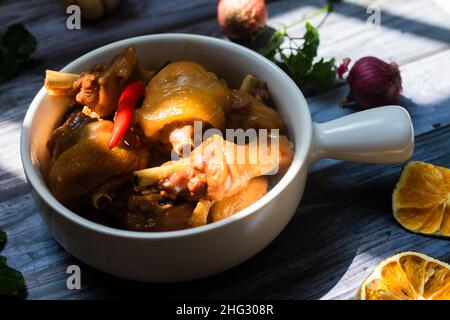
[217,0,268,41]
[341,56,402,109]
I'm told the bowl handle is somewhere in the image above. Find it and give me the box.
[309,106,414,164]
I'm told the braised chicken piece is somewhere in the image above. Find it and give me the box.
[225,73,285,130]
[137,63,285,154]
[47,111,96,161]
[137,61,231,154]
[134,134,292,227]
[182,177,268,228]
[44,45,138,117]
[99,188,194,232]
[134,134,293,201]
[227,90,285,130]
[239,74,271,102]
[209,176,268,222]
[48,117,149,206]
[126,195,194,231]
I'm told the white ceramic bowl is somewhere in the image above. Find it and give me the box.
[21,34,414,282]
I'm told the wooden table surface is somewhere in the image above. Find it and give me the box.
[0,0,449,300]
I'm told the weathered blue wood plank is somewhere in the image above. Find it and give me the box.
[0,0,449,300]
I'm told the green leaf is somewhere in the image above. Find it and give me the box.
[279,23,336,95]
[259,28,286,60]
[0,266,26,296]
[2,24,37,60]
[282,51,313,79]
[302,58,337,95]
[0,45,20,80]
[256,20,337,97]
[301,22,319,59]
[250,26,267,43]
[0,227,6,248]
[0,228,26,297]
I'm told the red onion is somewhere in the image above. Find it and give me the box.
[338,56,402,108]
[217,0,268,41]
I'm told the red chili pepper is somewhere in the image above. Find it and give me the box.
[109,81,145,149]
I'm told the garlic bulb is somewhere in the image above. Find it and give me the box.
[62,0,121,20]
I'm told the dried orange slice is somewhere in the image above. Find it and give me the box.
[357,252,450,300]
[392,161,450,237]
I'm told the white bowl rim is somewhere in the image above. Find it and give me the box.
[20,33,312,239]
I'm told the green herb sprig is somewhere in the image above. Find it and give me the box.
[255,6,336,96]
[0,228,6,248]
[0,227,26,297]
[0,23,37,81]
